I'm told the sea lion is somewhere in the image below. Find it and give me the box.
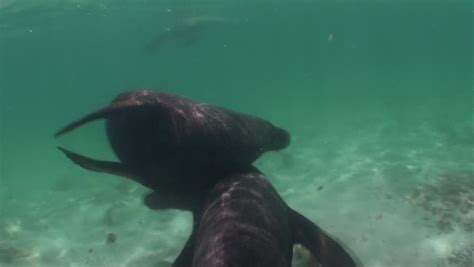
[144,166,360,267]
[55,88,289,197]
[145,16,228,52]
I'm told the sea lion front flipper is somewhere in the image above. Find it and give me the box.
[172,210,202,267]
[144,190,195,265]
[54,107,115,137]
[144,192,200,266]
[172,226,196,267]
[57,146,139,182]
[289,208,361,267]
[144,191,203,267]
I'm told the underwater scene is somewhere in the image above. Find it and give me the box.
[0,0,472,266]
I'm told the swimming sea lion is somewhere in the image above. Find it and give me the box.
[144,166,360,267]
[145,16,228,52]
[55,88,290,196]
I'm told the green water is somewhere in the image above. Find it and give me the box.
[0,0,472,266]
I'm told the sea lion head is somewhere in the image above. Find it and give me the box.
[267,126,290,151]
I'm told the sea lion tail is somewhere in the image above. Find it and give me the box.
[289,208,362,267]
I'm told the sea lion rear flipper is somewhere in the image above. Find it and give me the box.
[57,146,139,182]
[289,208,361,267]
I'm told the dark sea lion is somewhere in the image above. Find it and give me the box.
[145,166,360,267]
[55,89,290,196]
[55,88,291,265]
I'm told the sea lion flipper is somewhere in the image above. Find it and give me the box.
[172,224,196,267]
[143,191,182,210]
[55,90,163,138]
[172,210,202,267]
[57,146,139,181]
[144,190,200,211]
[290,208,360,267]
[54,102,144,138]
[54,107,114,137]
[143,191,197,267]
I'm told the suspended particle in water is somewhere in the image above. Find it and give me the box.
[4,219,22,236]
[328,33,334,43]
[106,232,117,244]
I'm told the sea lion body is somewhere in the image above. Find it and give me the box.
[192,167,292,267]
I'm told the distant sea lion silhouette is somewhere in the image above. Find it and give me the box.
[145,16,228,52]
[55,89,290,197]
[144,166,360,267]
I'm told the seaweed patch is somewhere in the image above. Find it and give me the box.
[407,170,474,233]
